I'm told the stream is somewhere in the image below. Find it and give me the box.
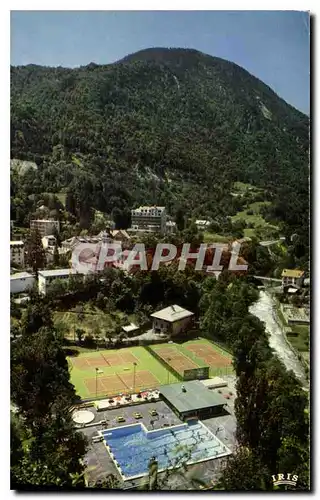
[249,290,308,387]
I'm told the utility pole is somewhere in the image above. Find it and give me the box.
[133,362,137,393]
[95,367,103,399]
[95,367,99,399]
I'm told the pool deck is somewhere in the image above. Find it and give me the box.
[81,377,237,489]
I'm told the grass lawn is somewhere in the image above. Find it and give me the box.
[68,338,234,400]
[54,305,136,340]
[203,232,230,244]
[232,201,272,226]
[232,181,263,193]
[287,324,310,355]
[275,300,310,365]
[232,201,278,238]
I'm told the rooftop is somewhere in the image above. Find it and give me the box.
[159,381,227,413]
[132,206,165,213]
[122,323,139,333]
[10,272,33,280]
[150,304,194,323]
[200,377,228,388]
[195,219,210,225]
[38,268,80,278]
[10,241,24,246]
[31,219,59,223]
[282,269,305,278]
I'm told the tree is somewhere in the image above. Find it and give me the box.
[217,447,271,491]
[46,278,68,297]
[11,327,78,428]
[75,328,85,345]
[25,229,46,273]
[175,208,185,232]
[21,300,54,335]
[11,404,87,489]
[75,304,85,322]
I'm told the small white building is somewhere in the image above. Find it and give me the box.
[151,304,194,336]
[10,272,35,294]
[10,241,25,267]
[38,268,82,295]
[122,323,140,336]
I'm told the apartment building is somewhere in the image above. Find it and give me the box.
[10,272,35,294]
[30,219,60,237]
[38,268,83,295]
[10,241,25,267]
[131,206,166,234]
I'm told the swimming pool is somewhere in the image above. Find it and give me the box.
[101,420,231,479]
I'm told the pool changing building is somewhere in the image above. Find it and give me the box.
[159,380,227,420]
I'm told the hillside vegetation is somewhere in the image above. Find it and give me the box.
[11,47,309,260]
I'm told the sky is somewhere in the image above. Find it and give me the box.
[10,10,310,114]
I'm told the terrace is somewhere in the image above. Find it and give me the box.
[80,397,237,489]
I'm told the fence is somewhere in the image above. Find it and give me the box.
[143,345,183,382]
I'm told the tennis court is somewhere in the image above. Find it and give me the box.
[154,346,199,375]
[185,343,232,367]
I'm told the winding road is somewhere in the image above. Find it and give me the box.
[249,290,308,387]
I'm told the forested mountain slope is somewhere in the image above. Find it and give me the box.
[11,47,309,252]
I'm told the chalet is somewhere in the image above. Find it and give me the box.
[281,269,305,289]
[151,305,194,335]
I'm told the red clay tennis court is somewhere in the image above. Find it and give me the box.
[84,370,159,396]
[85,374,128,396]
[71,351,138,370]
[101,351,138,366]
[154,346,198,375]
[119,370,160,390]
[185,343,232,367]
[71,354,109,370]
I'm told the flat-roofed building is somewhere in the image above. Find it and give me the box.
[200,377,228,389]
[159,380,227,420]
[10,241,24,267]
[131,206,166,234]
[151,304,194,335]
[38,268,82,295]
[30,219,60,237]
[42,235,56,249]
[122,323,140,336]
[10,272,35,294]
[281,269,305,289]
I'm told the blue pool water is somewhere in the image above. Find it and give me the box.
[101,421,229,479]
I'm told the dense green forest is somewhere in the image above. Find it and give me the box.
[11,47,309,258]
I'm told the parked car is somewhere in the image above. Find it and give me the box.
[149,409,158,416]
[134,412,143,419]
[116,416,126,423]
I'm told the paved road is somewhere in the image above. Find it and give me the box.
[249,290,308,387]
